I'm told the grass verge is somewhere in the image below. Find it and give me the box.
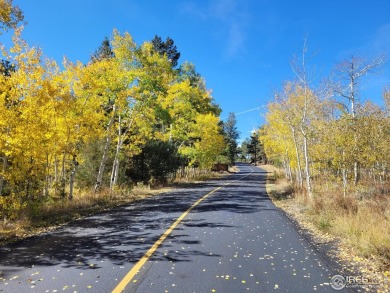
[261,164,390,292]
[0,185,174,246]
[0,170,225,246]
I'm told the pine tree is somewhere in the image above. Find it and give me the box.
[151,35,181,67]
[223,113,239,165]
[247,131,266,165]
[90,37,114,63]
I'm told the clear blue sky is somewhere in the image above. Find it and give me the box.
[4,0,390,142]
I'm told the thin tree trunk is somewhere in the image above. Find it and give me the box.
[302,131,313,199]
[110,116,122,190]
[288,164,293,183]
[110,156,120,190]
[283,153,293,183]
[295,168,300,187]
[0,127,10,196]
[0,155,7,196]
[60,152,66,198]
[350,69,360,186]
[341,150,348,198]
[353,161,359,186]
[69,155,78,200]
[291,127,303,189]
[95,105,117,193]
[44,153,50,197]
[282,157,288,179]
[342,167,347,198]
[54,156,58,193]
[109,112,136,191]
[300,80,313,200]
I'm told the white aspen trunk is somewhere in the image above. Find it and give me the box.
[110,116,122,191]
[353,161,359,186]
[342,167,347,198]
[95,105,117,193]
[0,155,7,196]
[0,127,10,196]
[341,150,348,198]
[44,153,50,197]
[350,71,360,186]
[54,156,58,188]
[109,111,137,191]
[282,157,288,179]
[382,163,387,185]
[110,157,120,191]
[291,127,303,189]
[302,131,313,199]
[283,153,293,183]
[60,152,66,197]
[69,155,78,200]
[379,173,383,189]
[300,81,313,200]
[295,168,300,185]
[95,134,113,192]
[288,164,293,183]
[290,39,313,200]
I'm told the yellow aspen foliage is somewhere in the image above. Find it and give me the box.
[190,113,225,169]
[0,29,107,198]
[260,102,296,167]
[160,80,198,142]
[261,77,390,197]
[0,0,23,33]
[0,33,60,195]
[0,25,226,205]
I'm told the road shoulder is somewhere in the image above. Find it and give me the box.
[260,164,390,292]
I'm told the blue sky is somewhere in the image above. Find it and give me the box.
[3,0,390,142]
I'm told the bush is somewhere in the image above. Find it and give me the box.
[125,140,185,184]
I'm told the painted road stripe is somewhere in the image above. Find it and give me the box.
[112,169,253,293]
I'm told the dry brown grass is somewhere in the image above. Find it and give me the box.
[0,170,222,246]
[0,185,174,245]
[260,164,293,200]
[266,166,390,291]
[229,165,240,173]
[297,190,390,266]
[305,180,390,268]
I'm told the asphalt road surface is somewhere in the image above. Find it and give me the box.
[0,164,350,292]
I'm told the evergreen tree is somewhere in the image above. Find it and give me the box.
[90,37,114,63]
[247,131,266,165]
[239,139,250,162]
[0,60,14,76]
[223,112,239,165]
[151,35,181,67]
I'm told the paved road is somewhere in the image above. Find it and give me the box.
[0,164,347,292]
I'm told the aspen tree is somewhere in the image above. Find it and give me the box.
[181,113,224,169]
[108,33,173,190]
[0,0,24,33]
[332,54,385,185]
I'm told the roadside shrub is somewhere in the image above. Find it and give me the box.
[334,195,358,215]
[0,194,27,221]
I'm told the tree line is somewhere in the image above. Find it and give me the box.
[260,41,389,199]
[0,1,231,219]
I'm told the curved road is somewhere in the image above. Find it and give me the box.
[0,164,347,292]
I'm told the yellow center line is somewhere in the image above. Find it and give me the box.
[112,169,252,293]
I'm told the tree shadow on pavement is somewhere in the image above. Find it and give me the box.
[0,166,273,279]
